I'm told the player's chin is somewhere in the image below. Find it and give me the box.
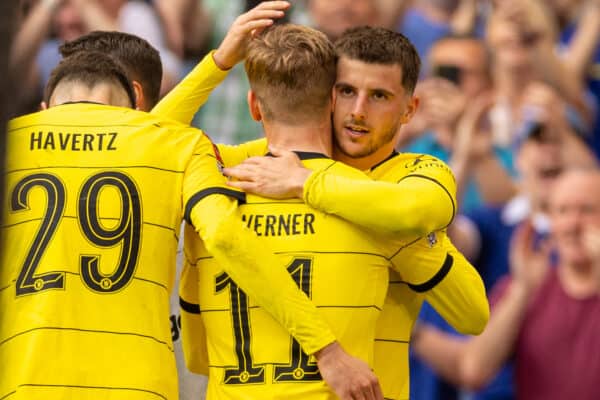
[337,141,370,158]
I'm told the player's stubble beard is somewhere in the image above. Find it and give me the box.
[332,116,399,160]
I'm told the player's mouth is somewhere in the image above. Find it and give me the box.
[344,124,370,137]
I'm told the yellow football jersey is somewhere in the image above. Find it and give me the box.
[365,153,488,400]
[180,154,392,400]
[0,105,337,400]
[213,142,488,400]
[154,55,487,400]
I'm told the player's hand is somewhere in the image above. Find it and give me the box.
[213,1,290,70]
[315,342,383,400]
[223,147,311,199]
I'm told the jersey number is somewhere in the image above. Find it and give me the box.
[11,172,142,296]
[216,258,321,384]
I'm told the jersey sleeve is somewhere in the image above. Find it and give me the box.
[179,236,210,375]
[303,156,457,237]
[151,51,229,124]
[216,138,268,167]
[181,133,336,355]
[393,233,489,335]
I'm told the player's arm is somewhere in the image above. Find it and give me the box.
[225,149,457,237]
[387,231,488,335]
[216,138,268,167]
[151,1,290,123]
[183,132,383,399]
[178,237,210,375]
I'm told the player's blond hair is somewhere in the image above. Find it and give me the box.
[245,24,336,124]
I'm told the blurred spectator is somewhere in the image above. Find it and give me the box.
[486,0,593,145]
[154,0,212,60]
[398,0,481,68]
[401,35,516,212]
[550,0,600,153]
[306,0,379,41]
[454,168,600,400]
[67,0,183,94]
[10,0,182,115]
[410,131,563,400]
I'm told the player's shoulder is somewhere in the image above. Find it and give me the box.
[309,159,370,180]
[375,152,455,183]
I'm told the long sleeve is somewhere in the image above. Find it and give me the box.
[390,232,489,335]
[303,156,457,237]
[181,136,336,355]
[151,51,229,124]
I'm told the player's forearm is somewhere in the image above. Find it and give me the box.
[151,51,229,124]
[178,260,210,375]
[304,171,455,236]
[460,282,528,390]
[189,194,336,355]
[424,249,489,335]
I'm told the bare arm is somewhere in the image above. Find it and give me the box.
[154,0,213,57]
[411,323,468,385]
[460,222,550,389]
[70,0,119,31]
[563,0,600,80]
[10,0,61,74]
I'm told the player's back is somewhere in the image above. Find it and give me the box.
[0,103,207,400]
[185,154,391,400]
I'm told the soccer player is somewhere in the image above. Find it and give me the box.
[0,50,358,400]
[199,28,490,400]
[179,22,434,400]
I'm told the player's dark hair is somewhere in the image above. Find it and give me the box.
[59,31,162,108]
[335,26,421,94]
[44,51,136,107]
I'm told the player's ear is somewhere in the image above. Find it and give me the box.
[247,90,262,121]
[400,95,419,124]
[132,81,146,111]
[40,101,48,110]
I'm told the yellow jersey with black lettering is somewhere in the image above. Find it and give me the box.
[0,103,233,400]
[154,52,487,399]
[180,154,392,400]
[0,104,340,400]
[364,153,487,400]
[213,142,488,400]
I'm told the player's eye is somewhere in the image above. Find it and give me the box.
[372,91,388,101]
[337,85,355,97]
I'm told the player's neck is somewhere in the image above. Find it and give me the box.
[263,119,332,156]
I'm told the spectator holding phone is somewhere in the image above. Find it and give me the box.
[401,34,515,212]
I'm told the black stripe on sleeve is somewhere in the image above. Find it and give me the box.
[184,187,246,224]
[398,174,456,226]
[408,253,453,293]
[180,297,201,314]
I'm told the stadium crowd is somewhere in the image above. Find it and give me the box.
[3,0,600,400]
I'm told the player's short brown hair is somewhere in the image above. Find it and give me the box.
[245,24,337,124]
[335,26,421,94]
[59,31,162,108]
[44,51,136,107]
